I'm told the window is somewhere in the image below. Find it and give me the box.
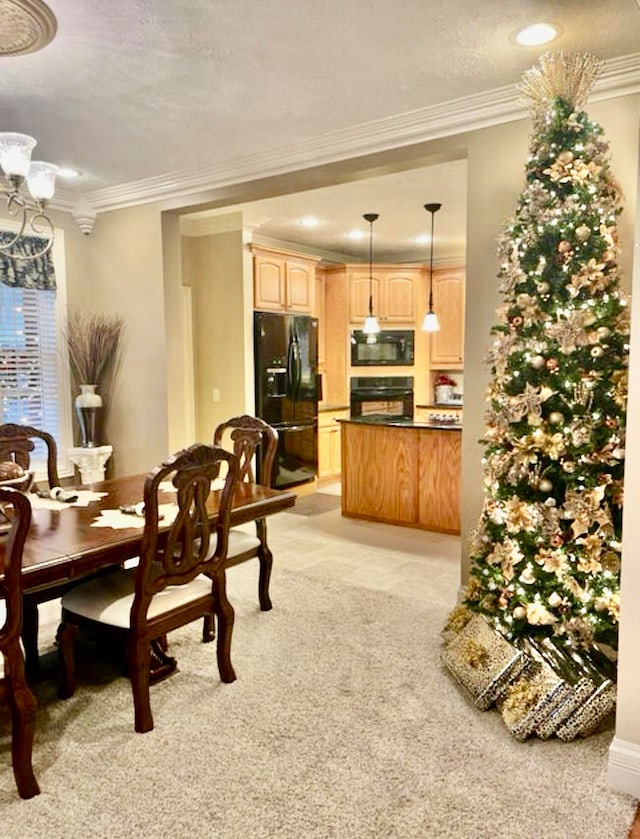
[0,228,72,477]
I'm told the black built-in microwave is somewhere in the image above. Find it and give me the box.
[350,329,415,366]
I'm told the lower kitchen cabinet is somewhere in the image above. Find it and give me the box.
[341,420,461,533]
[318,409,349,481]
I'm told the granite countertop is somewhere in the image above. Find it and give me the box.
[338,415,462,431]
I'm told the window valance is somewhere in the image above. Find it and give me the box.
[0,233,56,290]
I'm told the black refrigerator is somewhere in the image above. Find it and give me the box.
[254,311,319,489]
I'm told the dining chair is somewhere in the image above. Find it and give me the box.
[0,487,40,799]
[213,414,278,612]
[0,422,62,676]
[0,422,60,491]
[57,443,240,734]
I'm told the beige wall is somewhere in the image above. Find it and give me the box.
[611,114,640,783]
[181,227,251,442]
[66,203,169,475]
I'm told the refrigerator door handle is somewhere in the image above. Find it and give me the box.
[286,331,295,394]
[288,325,301,404]
[292,335,302,393]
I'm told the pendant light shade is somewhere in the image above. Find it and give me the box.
[422,202,441,332]
[361,213,380,337]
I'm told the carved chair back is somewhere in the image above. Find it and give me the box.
[132,443,240,628]
[213,415,278,488]
[0,423,60,489]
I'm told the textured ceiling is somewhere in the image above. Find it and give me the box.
[1,0,639,257]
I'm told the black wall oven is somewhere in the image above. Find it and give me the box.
[350,376,414,419]
[350,330,414,366]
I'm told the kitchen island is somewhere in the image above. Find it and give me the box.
[340,416,462,534]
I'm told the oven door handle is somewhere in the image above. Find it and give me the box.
[280,423,315,433]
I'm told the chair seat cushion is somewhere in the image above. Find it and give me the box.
[61,569,213,629]
[226,527,261,558]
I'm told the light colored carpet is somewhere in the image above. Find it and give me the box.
[0,565,636,838]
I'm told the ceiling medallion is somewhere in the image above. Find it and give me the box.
[0,0,57,57]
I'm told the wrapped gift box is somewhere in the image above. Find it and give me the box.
[441,613,528,711]
[499,651,573,742]
[530,638,615,740]
[555,680,617,741]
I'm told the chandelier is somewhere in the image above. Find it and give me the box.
[0,132,57,260]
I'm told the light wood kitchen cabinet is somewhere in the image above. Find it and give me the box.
[318,409,349,481]
[429,267,465,369]
[349,267,419,324]
[252,245,319,314]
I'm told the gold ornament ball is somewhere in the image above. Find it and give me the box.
[575,224,591,241]
[512,606,526,620]
[531,355,546,369]
[546,358,558,370]
[536,281,550,294]
[548,411,564,425]
[557,240,572,253]
[591,346,604,358]
[597,326,610,340]
[539,478,553,493]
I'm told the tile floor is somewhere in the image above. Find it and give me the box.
[264,482,462,610]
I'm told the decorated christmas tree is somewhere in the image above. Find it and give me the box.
[464,52,629,653]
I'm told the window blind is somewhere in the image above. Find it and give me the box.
[0,283,59,467]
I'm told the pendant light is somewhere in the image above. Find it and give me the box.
[421,202,441,332]
[361,213,380,339]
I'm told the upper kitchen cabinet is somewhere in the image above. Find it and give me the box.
[349,266,420,324]
[429,267,465,369]
[251,244,320,314]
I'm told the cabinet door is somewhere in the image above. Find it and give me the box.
[418,430,461,533]
[318,425,342,479]
[254,254,287,311]
[384,273,415,322]
[342,424,418,524]
[318,412,348,479]
[349,272,381,322]
[286,261,315,313]
[430,269,465,368]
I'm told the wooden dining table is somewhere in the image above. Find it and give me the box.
[4,473,297,675]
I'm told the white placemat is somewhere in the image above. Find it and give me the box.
[90,503,179,530]
[29,490,109,511]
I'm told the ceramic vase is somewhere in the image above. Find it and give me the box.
[75,384,102,447]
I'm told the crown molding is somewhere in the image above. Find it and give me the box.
[66,52,640,216]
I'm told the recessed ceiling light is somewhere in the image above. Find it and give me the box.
[513,22,561,47]
[414,234,430,245]
[348,230,366,241]
[56,167,80,179]
[298,216,319,228]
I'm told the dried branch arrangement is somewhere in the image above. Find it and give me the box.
[65,309,125,390]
